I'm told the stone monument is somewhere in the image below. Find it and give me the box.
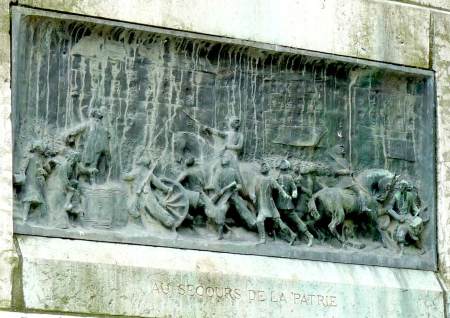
[1,4,446,318]
[11,7,436,271]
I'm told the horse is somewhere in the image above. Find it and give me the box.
[307,169,398,244]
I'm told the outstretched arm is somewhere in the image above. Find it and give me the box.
[203,126,226,138]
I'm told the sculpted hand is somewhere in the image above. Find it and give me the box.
[282,192,291,200]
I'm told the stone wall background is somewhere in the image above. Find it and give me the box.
[1,0,450,316]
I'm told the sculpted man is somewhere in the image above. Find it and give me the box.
[14,140,50,223]
[386,180,421,221]
[45,149,81,229]
[254,162,297,245]
[66,107,110,183]
[378,180,426,254]
[177,156,217,221]
[123,157,176,229]
[276,159,314,247]
[213,152,256,239]
[203,116,244,161]
[326,144,371,213]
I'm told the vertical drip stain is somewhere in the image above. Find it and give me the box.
[10,14,436,269]
[15,16,429,185]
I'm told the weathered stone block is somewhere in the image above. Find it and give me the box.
[0,312,96,318]
[396,0,450,10]
[432,11,450,284]
[17,235,445,318]
[17,0,430,68]
[0,0,18,309]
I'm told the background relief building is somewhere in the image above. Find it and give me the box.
[0,0,450,317]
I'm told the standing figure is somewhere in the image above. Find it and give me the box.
[193,115,245,191]
[276,160,314,246]
[203,116,244,162]
[214,152,256,239]
[45,149,80,229]
[254,162,297,245]
[293,164,314,215]
[66,107,110,183]
[14,140,50,223]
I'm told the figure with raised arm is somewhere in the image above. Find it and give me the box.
[203,116,244,161]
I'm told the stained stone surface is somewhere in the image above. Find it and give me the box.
[17,235,444,318]
[11,7,437,270]
[0,0,18,309]
[0,313,95,318]
[433,11,450,284]
[397,0,450,10]
[16,0,431,68]
[0,2,446,318]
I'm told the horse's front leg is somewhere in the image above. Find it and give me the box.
[328,208,345,243]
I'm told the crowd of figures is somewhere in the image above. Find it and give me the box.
[14,110,429,255]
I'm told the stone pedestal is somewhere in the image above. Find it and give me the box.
[0,1,449,317]
[16,235,444,318]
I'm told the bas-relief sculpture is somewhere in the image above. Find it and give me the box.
[11,11,436,269]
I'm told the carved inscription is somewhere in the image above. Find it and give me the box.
[150,281,337,307]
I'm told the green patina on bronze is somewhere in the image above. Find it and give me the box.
[10,7,437,270]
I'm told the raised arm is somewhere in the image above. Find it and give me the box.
[204,126,226,138]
